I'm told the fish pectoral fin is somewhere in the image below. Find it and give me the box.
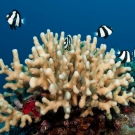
[104,36,108,39]
[10,25,13,29]
[13,26,16,30]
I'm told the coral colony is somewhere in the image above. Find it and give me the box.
[1,29,135,135]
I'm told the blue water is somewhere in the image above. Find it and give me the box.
[0,0,135,93]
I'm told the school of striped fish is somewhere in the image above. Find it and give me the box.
[6,9,134,63]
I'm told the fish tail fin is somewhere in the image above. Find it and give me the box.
[133,48,135,57]
[93,32,98,37]
[116,49,120,54]
[112,46,120,54]
[21,18,26,24]
[131,48,135,59]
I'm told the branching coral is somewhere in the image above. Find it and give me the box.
[0,94,32,133]
[0,29,135,133]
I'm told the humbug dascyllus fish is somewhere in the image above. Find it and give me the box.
[64,35,72,50]
[117,50,132,63]
[113,47,135,63]
[6,9,25,30]
[94,25,113,39]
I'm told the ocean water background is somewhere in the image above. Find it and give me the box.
[0,0,135,93]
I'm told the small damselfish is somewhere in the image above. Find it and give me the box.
[116,49,135,63]
[6,9,25,30]
[64,35,72,50]
[94,25,113,39]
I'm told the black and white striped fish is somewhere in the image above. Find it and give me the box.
[94,25,113,39]
[116,50,133,63]
[64,35,72,50]
[6,9,25,30]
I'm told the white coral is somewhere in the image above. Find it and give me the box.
[0,29,134,133]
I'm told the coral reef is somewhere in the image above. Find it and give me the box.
[0,29,135,134]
